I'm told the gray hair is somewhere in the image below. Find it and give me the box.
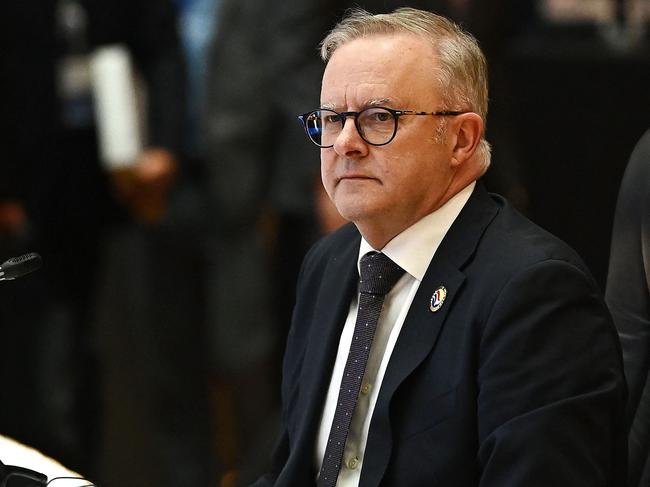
[320,7,491,172]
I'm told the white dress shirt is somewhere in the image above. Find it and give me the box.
[314,182,476,486]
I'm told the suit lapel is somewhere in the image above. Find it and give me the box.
[290,230,361,475]
[361,183,500,487]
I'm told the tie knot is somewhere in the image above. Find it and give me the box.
[359,252,405,295]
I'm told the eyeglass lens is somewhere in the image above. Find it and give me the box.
[304,108,397,147]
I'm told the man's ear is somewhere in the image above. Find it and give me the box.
[450,112,483,167]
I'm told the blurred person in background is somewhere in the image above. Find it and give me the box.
[86,1,217,486]
[1,0,216,485]
[0,0,105,474]
[0,0,66,471]
[606,129,650,487]
[204,4,288,484]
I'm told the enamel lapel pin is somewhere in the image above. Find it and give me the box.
[430,286,447,313]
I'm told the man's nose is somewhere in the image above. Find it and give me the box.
[333,117,368,157]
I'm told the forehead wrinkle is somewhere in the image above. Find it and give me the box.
[320,81,401,110]
[321,70,392,107]
[320,98,394,111]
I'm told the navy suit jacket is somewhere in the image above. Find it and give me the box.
[254,183,627,487]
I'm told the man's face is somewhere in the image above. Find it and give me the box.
[320,34,458,246]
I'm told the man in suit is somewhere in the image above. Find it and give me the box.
[252,7,626,487]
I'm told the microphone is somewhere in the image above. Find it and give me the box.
[0,252,43,280]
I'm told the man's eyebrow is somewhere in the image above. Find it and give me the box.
[319,99,393,111]
[367,98,391,107]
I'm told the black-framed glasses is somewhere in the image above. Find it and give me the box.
[0,461,96,487]
[297,107,468,148]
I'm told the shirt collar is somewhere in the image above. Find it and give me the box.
[358,181,475,281]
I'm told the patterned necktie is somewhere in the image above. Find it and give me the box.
[317,251,405,487]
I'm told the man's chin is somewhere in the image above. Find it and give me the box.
[334,202,384,228]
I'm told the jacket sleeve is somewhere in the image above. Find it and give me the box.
[606,128,650,486]
[477,259,627,486]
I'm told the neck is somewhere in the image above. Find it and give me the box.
[356,173,479,250]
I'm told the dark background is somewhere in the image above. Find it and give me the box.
[507,27,650,287]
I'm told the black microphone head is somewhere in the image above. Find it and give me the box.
[0,252,43,280]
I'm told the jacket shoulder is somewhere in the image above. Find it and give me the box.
[479,195,594,279]
[300,223,360,276]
